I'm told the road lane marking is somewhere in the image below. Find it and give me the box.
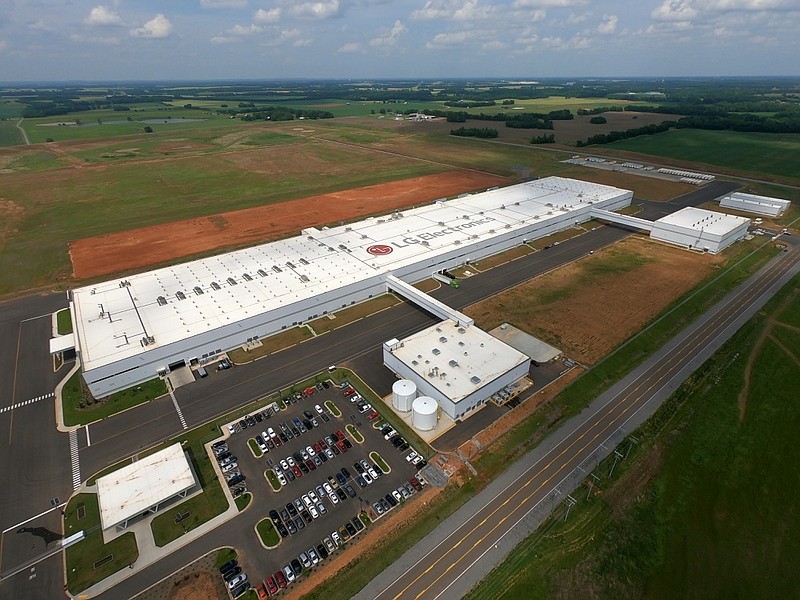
[170,391,188,430]
[384,249,799,600]
[2,503,67,534]
[69,430,81,490]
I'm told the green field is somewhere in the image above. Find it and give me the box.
[605,128,800,181]
[465,274,800,600]
[0,120,22,146]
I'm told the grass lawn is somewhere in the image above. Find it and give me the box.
[235,492,252,511]
[324,400,341,417]
[228,327,313,363]
[265,469,281,491]
[466,274,800,599]
[57,308,72,334]
[309,294,401,335]
[0,120,22,146]
[247,438,262,457]
[64,493,139,594]
[369,452,389,473]
[257,518,280,547]
[215,547,237,568]
[62,375,167,426]
[604,129,800,182]
[346,424,364,443]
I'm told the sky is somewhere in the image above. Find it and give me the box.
[1,0,799,82]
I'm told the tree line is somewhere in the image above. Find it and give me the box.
[450,127,499,139]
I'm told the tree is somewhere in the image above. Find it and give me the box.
[144,126,153,133]
[590,116,607,124]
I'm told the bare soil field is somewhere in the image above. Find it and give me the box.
[69,170,506,278]
[464,236,723,364]
[165,572,222,600]
[555,165,696,201]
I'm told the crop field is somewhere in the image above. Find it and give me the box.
[0,120,22,147]
[464,236,723,364]
[466,275,800,600]
[604,128,800,182]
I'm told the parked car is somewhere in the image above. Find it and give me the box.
[228,573,247,589]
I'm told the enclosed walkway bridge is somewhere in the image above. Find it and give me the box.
[589,208,654,232]
[385,274,474,328]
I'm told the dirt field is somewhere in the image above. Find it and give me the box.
[69,170,505,278]
[165,572,222,600]
[464,236,723,365]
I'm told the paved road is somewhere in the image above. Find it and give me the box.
[0,180,736,599]
[358,241,800,600]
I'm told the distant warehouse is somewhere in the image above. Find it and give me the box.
[719,191,791,217]
[65,177,632,397]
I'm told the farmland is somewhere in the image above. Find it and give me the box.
[603,128,800,182]
[464,274,800,600]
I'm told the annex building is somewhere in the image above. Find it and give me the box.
[67,177,632,397]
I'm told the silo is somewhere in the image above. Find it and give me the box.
[392,379,417,412]
[412,396,438,431]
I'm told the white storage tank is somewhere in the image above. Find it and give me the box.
[412,396,438,431]
[392,379,417,412]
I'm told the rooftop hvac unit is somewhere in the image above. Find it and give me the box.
[432,348,441,355]
[193,286,204,295]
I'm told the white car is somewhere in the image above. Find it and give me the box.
[314,404,324,415]
[317,502,327,515]
[368,467,379,479]
[323,482,334,495]
[280,459,290,471]
[287,456,296,467]
[362,472,373,485]
[309,505,319,519]
[412,455,422,465]
[406,451,418,462]
[328,492,339,504]
[308,490,319,503]
[283,565,295,583]
[276,472,287,486]
[222,462,238,473]
[228,574,247,589]
[306,445,316,457]
[331,530,342,546]
[302,495,313,509]
[267,427,276,438]
[392,490,402,503]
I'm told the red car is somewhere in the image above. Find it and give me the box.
[312,442,322,454]
[335,429,346,440]
[336,440,348,453]
[256,582,269,599]
[305,459,316,471]
[367,411,379,421]
[265,575,279,595]
[291,465,303,479]
[274,570,287,589]
[318,438,328,450]
[342,387,355,396]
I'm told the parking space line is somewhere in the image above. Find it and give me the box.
[85,425,91,447]
[69,430,81,490]
[0,392,55,414]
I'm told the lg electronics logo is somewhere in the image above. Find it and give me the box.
[367,244,394,256]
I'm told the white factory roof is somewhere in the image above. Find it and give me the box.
[655,207,750,236]
[307,176,628,272]
[72,177,630,372]
[96,443,195,530]
[387,320,529,403]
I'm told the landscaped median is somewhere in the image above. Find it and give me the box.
[346,424,364,443]
[64,494,139,595]
[325,400,341,417]
[369,452,390,474]
[56,308,72,335]
[247,438,263,457]
[265,469,281,491]
[256,518,281,549]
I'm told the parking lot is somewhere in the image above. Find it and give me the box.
[213,378,428,596]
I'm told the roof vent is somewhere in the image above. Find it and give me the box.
[157,296,167,306]
[448,360,459,368]
[257,269,268,277]
[439,336,448,343]
[286,261,296,269]
[272,265,282,273]
[299,258,309,265]
[211,282,221,291]
[470,375,482,384]
[226,277,237,286]
[432,348,441,355]
[193,286,204,295]
[176,291,186,301]
[242,273,253,282]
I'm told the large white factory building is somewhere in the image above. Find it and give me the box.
[67,176,633,397]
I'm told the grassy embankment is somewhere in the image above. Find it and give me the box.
[465,274,800,599]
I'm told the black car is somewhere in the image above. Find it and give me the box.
[216,451,232,462]
[355,476,367,488]
[298,461,310,474]
[223,566,242,582]
[219,559,237,574]
[385,493,397,507]
[239,419,248,430]
[286,519,297,535]
[212,440,227,450]
[301,510,313,524]
[277,522,289,538]
[278,433,288,443]
[345,522,357,536]
[344,484,357,498]
[291,559,303,576]
[269,509,281,525]
[318,452,328,463]
[320,412,331,423]
[353,462,364,474]
[317,543,329,560]
[303,419,314,431]
[398,442,410,451]
[342,438,352,449]
[293,451,304,463]
[286,502,298,517]
[416,460,427,470]
[323,380,330,388]
[295,515,305,530]
[245,415,257,427]
[232,582,250,598]
[341,467,351,478]
[227,474,245,487]
[335,488,347,502]
[303,410,314,419]
[352,516,365,531]
[330,443,340,456]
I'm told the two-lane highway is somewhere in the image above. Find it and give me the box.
[361,242,800,600]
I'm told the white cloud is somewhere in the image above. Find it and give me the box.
[709,0,799,9]
[254,8,281,24]
[370,20,407,47]
[130,14,173,38]
[211,35,234,44]
[28,20,53,32]
[412,0,494,21]
[201,0,248,7]
[541,33,590,49]
[597,14,618,34]
[338,41,362,52]
[70,33,120,45]
[230,23,263,35]
[288,0,342,19]
[293,38,312,46]
[427,30,474,48]
[482,40,508,49]
[0,40,8,52]
[264,28,301,46]
[652,0,699,22]
[85,5,123,27]
[513,0,588,7]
